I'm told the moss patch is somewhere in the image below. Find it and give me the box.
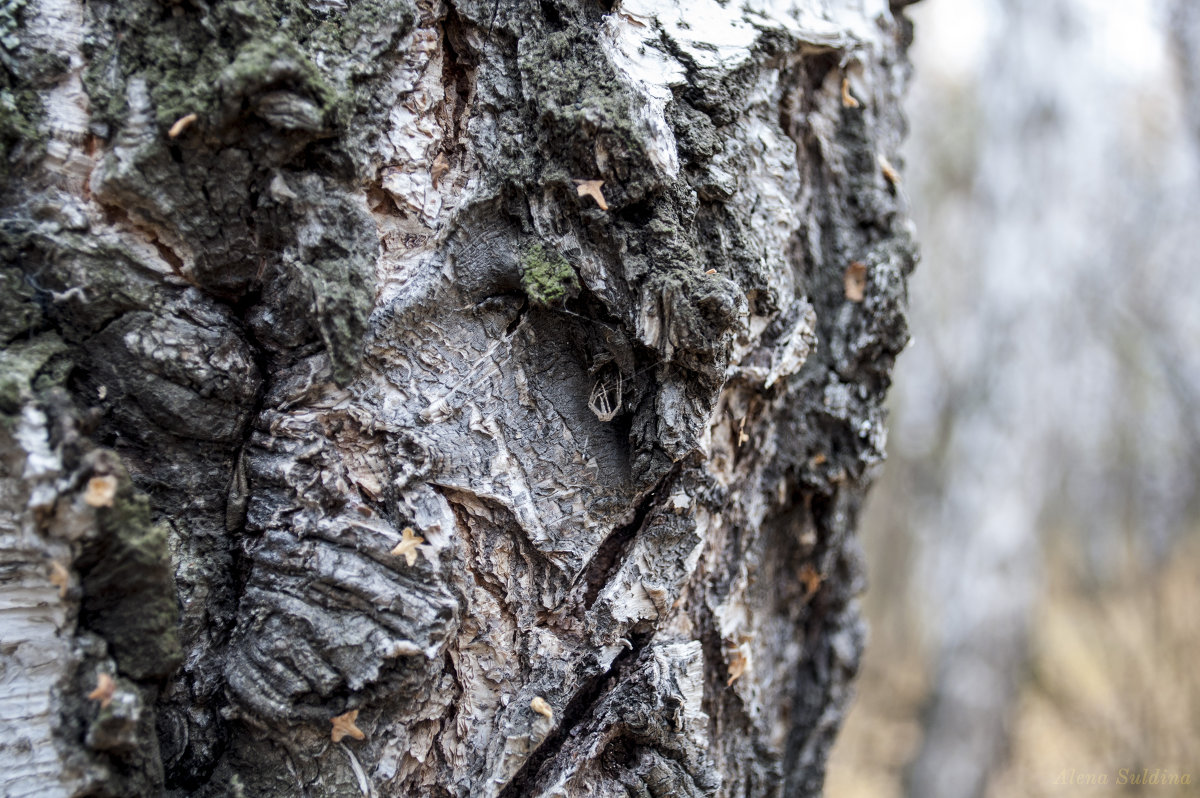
[76,0,412,383]
[0,332,71,416]
[82,0,413,136]
[520,243,579,308]
[0,0,47,181]
[78,458,183,681]
[0,258,40,342]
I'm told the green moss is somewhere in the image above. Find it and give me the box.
[0,0,28,50]
[517,28,634,133]
[0,333,71,416]
[74,0,412,378]
[520,244,579,308]
[0,0,45,179]
[78,462,182,681]
[85,6,332,131]
[217,35,338,130]
[0,82,39,163]
[0,260,39,342]
[509,25,660,202]
[82,0,413,138]
[298,253,373,385]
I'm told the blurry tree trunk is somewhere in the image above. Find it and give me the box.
[901,2,1200,797]
[0,0,917,795]
[899,1,1076,794]
[1175,0,1200,150]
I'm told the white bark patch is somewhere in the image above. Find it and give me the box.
[371,2,481,303]
[652,640,710,747]
[373,2,477,230]
[599,12,682,178]
[720,68,805,308]
[379,22,450,226]
[25,0,91,189]
[0,411,86,798]
[600,0,891,186]
[616,0,760,71]
[612,0,888,72]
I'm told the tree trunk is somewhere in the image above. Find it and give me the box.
[0,0,917,795]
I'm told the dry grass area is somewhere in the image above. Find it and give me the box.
[827,532,1200,797]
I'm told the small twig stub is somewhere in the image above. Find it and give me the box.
[168,113,198,139]
[530,696,554,720]
[841,77,860,108]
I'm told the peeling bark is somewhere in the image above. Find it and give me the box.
[0,0,916,795]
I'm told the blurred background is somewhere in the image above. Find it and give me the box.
[825,0,1200,796]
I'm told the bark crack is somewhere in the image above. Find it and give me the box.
[496,629,654,798]
[579,460,684,610]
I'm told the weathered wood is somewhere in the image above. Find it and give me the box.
[0,0,917,794]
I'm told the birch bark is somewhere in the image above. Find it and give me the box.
[0,0,917,794]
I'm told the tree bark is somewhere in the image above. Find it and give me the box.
[0,0,917,795]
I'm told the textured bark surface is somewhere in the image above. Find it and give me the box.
[0,0,916,795]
